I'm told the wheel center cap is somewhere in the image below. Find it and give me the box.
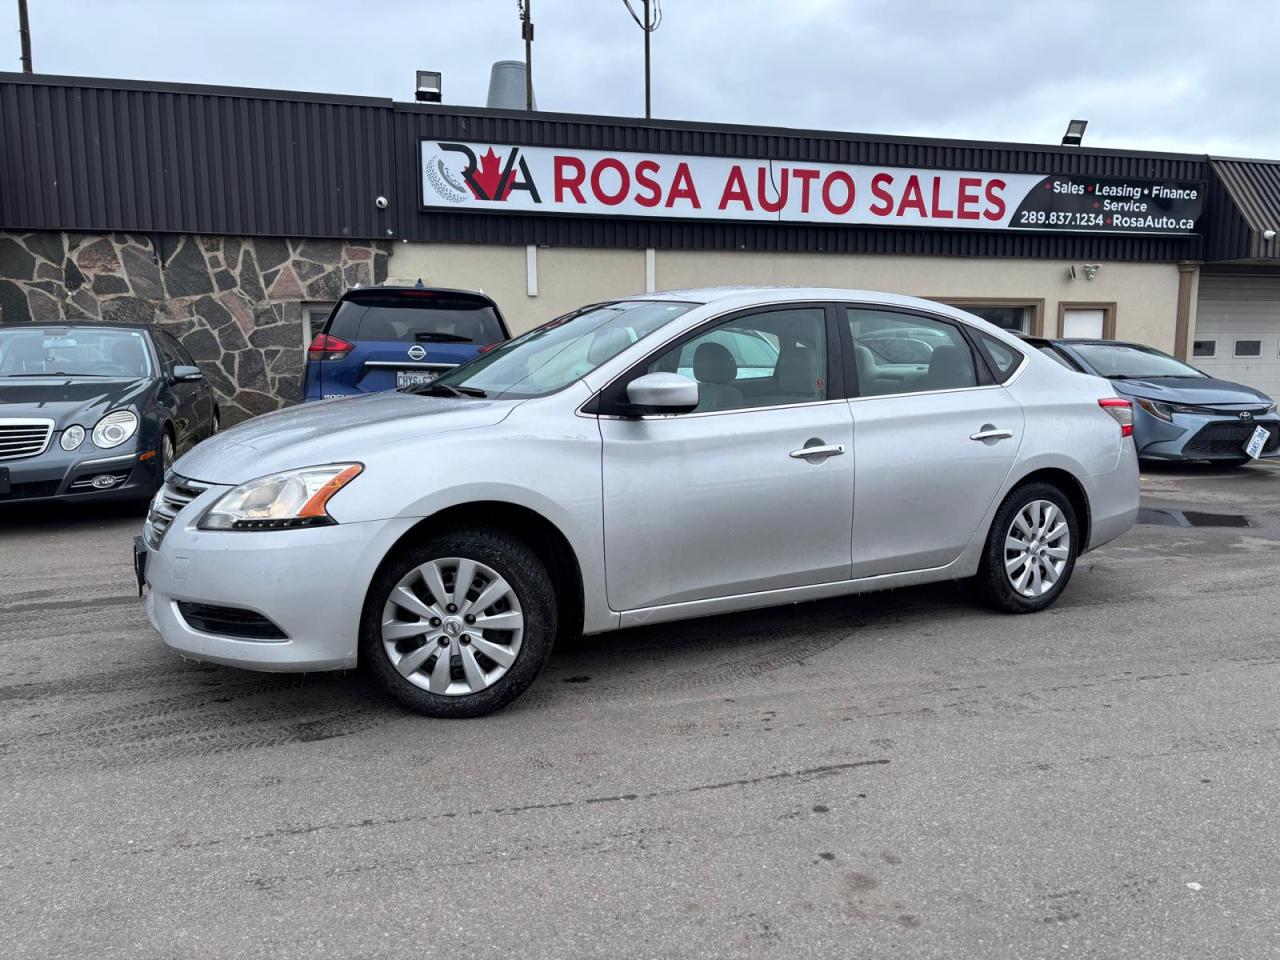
[442,617,463,637]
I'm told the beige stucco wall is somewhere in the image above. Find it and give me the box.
[388,241,1183,350]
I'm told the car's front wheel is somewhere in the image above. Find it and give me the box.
[975,482,1079,613]
[361,529,557,718]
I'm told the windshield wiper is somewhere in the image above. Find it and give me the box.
[403,382,488,398]
[414,332,474,343]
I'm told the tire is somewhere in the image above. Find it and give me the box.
[360,528,557,718]
[974,481,1080,614]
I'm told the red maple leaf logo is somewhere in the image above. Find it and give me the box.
[469,147,512,201]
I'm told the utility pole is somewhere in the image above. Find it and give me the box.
[622,0,660,119]
[17,0,32,73]
[642,0,651,119]
[520,0,534,111]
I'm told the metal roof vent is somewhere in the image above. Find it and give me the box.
[487,60,535,110]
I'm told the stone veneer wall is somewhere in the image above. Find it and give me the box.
[0,232,390,423]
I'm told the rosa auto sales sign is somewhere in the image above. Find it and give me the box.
[421,140,1203,235]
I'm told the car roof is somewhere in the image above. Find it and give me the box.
[623,286,987,320]
[1037,338,1151,348]
[0,320,154,333]
[341,284,497,302]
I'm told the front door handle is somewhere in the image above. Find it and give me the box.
[970,427,1014,442]
[789,442,845,460]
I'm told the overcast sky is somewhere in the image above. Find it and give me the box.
[8,0,1279,157]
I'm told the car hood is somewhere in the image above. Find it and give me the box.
[1109,376,1273,406]
[0,377,153,427]
[173,391,521,484]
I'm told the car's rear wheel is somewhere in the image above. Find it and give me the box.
[361,529,557,718]
[975,482,1079,613]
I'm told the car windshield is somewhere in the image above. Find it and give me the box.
[416,300,697,399]
[0,326,153,378]
[1068,342,1206,379]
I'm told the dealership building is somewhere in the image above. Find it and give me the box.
[2,71,1279,421]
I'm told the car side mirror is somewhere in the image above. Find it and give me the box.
[625,372,699,415]
[170,364,203,383]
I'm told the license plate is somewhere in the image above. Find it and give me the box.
[397,369,438,389]
[1245,424,1270,459]
[0,467,8,495]
[132,536,148,597]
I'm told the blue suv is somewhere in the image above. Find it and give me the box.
[303,286,511,401]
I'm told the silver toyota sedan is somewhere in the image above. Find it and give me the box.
[139,287,1139,718]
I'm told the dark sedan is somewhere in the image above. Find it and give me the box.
[1027,337,1279,465]
[0,322,219,504]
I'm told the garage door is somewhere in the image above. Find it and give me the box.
[1193,273,1280,397]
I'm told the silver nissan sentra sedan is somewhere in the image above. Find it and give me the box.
[138,287,1139,717]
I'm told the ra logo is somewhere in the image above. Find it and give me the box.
[430,143,542,203]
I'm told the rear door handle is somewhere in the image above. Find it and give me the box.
[969,428,1014,441]
[789,443,845,460]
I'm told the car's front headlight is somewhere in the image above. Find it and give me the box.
[1135,397,1175,422]
[92,410,139,448]
[198,463,363,531]
[60,424,86,451]
[1265,402,1278,416]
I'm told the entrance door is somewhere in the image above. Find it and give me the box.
[599,305,855,612]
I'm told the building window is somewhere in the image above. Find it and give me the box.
[303,302,336,345]
[935,299,1044,336]
[1058,302,1117,340]
[1192,340,1216,358]
[1234,339,1262,358]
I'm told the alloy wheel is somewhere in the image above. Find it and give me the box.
[1004,499,1071,598]
[380,556,525,696]
[161,432,175,472]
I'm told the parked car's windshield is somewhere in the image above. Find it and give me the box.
[420,300,697,399]
[1068,342,1206,379]
[0,326,153,378]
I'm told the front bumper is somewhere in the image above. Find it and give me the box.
[0,444,162,504]
[141,493,417,672]
[1135,412,1280,461]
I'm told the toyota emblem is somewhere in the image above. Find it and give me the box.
[1240,411,1254,421]
[407,344,427,361]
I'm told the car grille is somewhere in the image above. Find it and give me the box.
[0,419,54,461]
[175,601,288,640]
[1183,422,1280,459]
[145,473,207,548]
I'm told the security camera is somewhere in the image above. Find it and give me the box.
[375,195,389,209]
[1264,229,1277,241]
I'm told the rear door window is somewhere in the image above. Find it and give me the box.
[845,308,978,397]
[328,297,506,345]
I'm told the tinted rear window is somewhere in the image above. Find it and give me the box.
[328,297,506,344]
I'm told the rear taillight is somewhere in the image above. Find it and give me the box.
[307,333,353,362]
[477,341,504,354]
[1098,397,1134,437]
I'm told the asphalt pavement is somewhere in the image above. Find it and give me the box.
[2,461,1279,959]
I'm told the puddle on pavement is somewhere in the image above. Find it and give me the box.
[1138,508,1250,528]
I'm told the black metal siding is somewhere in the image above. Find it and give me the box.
[1204,159,1280,261]
[398,105,1207,260]
[0,74,395,239]
[0,73,1228,262]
